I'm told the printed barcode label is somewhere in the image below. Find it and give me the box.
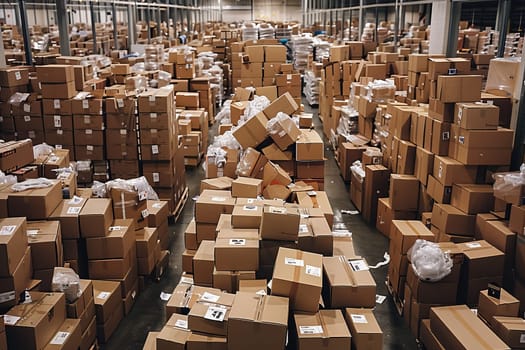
[349,259,369,271]
[23,104,31,113]
[3,315,20,326]
[141,209,149,218]
[299,224,309,233]
[54,99,61,109]
[299,325,323,334]
[150,113,157,119]
[57,129,63,135]
[269,206,286,214]
[27,229,39,236]
[82,100,89,109]
[149,95,156,103]
[305,265,321,277]
[120,129,127,135]
[28,131,35,138]
[0,291,16,303]
[285,257,304,267]
[0,225,16,235]
[24,115,31,122]
[54,115,62,128]
[243,205,257,211]
[200,292,220,303]
[109,226,124,231]
[139,191,147,201]
[229,239,246,246]
[175,319,188,329]
[211,196,226,202]
[520,334,525,344]
[84,115,91,124]
[50,331,70,345]
[15,71,21,80]
[85,129,93,135]
[180,276,193,284]
[466,242,482,248]
[153,173,160,183]
[117,99,124,108]
[204,306,226,322]
[86,145,94,151]
[152,203,163,209]
[351,314,368,324]
[69,196,83,205]
[97,292,110,300]
[151,145,159,154]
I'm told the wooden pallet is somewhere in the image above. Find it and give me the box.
[169,186,189,224]
[385,277,404,316]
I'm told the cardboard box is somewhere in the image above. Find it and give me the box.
[88,247,135,279]
[376,198,417,237]
[66,279,93,319]
[231,177,262,198]
[109,187,147,230]
[262,162,292,188]
[230,101,249,125]
[231,205,262,229]
[96,301,123,344]
[492,316,525,349]
[146,200,169,227]
[455,127,514,165]
[136,227,158,274]
[0,67,29,87]
[41,81,77,99]
[0,217,28,277]
[228,292,288,350]
[156,313,191,350]
[8,180,62,220]
[193,240,215,286]
[214,230,259,271]
[389,174,419,211]
[186,332,226,349]
[455,103,499,130]
[165,281,224,318]
[212,270,256,294]
[297,217,333,256]
[0,247,32,309]
[406,265,458,305]
[433,156,477,186]
[255,86,278,101]
[323,256,376,308]
[391,220,436,255]
[5,292,66,350]
[263,92,299,120]
[457,240,505,279]
[271,247,323,313]
[194,190,235,224]
[267,115,301,151]
[0,140,34,173]
[431,204,475,236]
[510,205,525,234]
[343,308,383,350]
[49,197,88,240]
[86,219,134,259]
[44,318,82,350]
[450,184,494,215]
[79,198,113,238]
[420,319,445,350]
[436,75,482,103]
[429,305,510,350]
[296,191,334,228]
[93,280,121,324]
[232,112,268,149]
[187,292,234,336]
[27,220,62,270]
[478,289,519,328]
[138,88,174,113]
[294,309,351,350]
[260,206,300,241]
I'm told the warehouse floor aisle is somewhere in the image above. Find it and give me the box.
[103,102,418,350]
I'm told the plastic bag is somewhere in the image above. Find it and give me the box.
[206,147,228,168]
[52,267,81,303]
[211,131,241,150]
[244,95,270,121]
[493,164,525,203]
[350,161,365,182]
[0,171,17,186]
[105,176,159,200]
[11,178,54,192]
[33,143,54,159]
[215,100,232,123]
[267,112,291,135]
[91,181,107,198]
[408,239,453,282]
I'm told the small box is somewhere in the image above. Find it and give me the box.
[194,190,235,224]
[232,112,268,149]
[262,92,299,120]
[85,219,134,260]
[193,240,215,286]
[296,130,324,161]
[260,206,300,241]
[451,184,494,214]
[231,205,263,229]
[294,309,351,350]
[390,220,435,255]
[26,220,62,270]
[7,180,62,220]
[478,289,519,328]
[214,231,259,271]
[492,316,525,349]
[79,198,114,238]
[389,174,419,211]
[456,240,505,279]
[93,280,121,324]
[187,292,235,336]
[49,197,88,240]
[267,114,301,151]
[297,217,333,256]
[0,217,28,277]
[231,177,263,198]
[455,103,499,130]
[156,313,191,350]
[431,204,475,236]
[344,308,383,350]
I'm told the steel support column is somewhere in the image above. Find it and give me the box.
[127,4,135,49]
[446,1,461,57]
[112,2,119,49]
[17,0,32,65]
[89,1,98,53]
[0,30,6,68]
[56,0,70,56]
[496,0,511,58]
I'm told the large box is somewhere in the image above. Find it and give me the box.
[322,256,376,308]
[431,204,475,236]
[0,217,27,277]
[429,305,510,350]
[0,67,29,87]
[26,220,62,270]
[390,220,435,255]
[389,174,419,211]
[228,292,288,350]
[194,190,235,224]
[435,75,482,103]
[36,65,74,83]
[0,140,34,173]
[457,240,505,279]
[294,309,351,350]
[45,318,82,350]
[297,217,333,256]
[455,127,514,165]
[85,219,134,259]
[93,280,121,324]
[193,240,215,286]
[492,316,525,349]
[267,115,301,151]
[259,206,300,241]
[87,247,135,279]
[231,177,262,198]
[231,205,262,229]
[343,308,383,350]
[49,197,88,240]
[232,113,268,149]
[214,231,259,271]
[271,247,323,313]
[8,180,62,220]
[109,187,147,230]
[455,103,499,130]
[79,198,113,238]
[296,130,324,161]
[478,289,519,328]
[433,156,477,186]
[262,92,298,119]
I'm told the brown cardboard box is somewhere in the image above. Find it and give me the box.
[96,302,123,344]
[0,246,32,310]
[41,81,77,99]
[389,174,419,211]
[420,319,445,350]
[88,247,135,279]
[44,318,82,350]
[268,115,301,151]
[156,313,191,350]
[200,177,234,193]
[296,191,334,227]
[391,220,435,255]
[165,279,222,317]
[429,305,509,350]
[271,247,322,313]
[323,256,376,308]
[426,175,452,204]
[451,184,494,215]
[478,289,519,328]
[185,332,227,349]
[230,101,249,125]
[510,205,525,234]
[194,190,235,224]
[79,198,113,238]
[8,180,62,220]
[455,127,514,165]
[212,270,255,293]
[433,156,477,186]
[260,206,300,241]
[182,249,195,273]
[0,217,28,277]
[136,227,158,275]
[415,147,434,186]
[255,86,277,101]
[429,98,455,123]
[455,103,499,130]
[343,308,383,350]
[232,112,268,149]
[176,92,199,108]
[492,316,525,349]
[294,309,351,350]
[297,217,333,256]
[86,219,134,259]
[27,220,62,270]
[263,92,299,120]
[49,197,88,240]
[238,279,268,295]
[109,187,147,230]
[231,177,262,198]
[193,240,215,286]
[187,292,234,336]
[436,75,482,103]
[138,88,174,113]
[457,240,505,279]
[36,65,74,83]
[214,230,258,271]
[5,292,66,350]
[0,67,29,87]
[93,280,121,324]
[231,205,262,229]
[431,204,475,236]
[376,198,417,237]
[406,265,458,305]
[408,54,430,72]
[262,162,292,188]
[67,280,93,319]
[228,292,288,350]
[0,140,34,173]
[146,200,169,227]
[430,120,450,156]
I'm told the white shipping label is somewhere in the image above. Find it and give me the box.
[117,99,124,108]
[200,292,220,303]
[68,196,83,205]
[54,99,61,109]
[15,71,21,80]
[109,226,125,231]
[153,173,160,183]
[269,206,286,214]
[299,326,323,335]
[82,100,89,109]
[229,238,246,246]
[152,203,163,209]
[57,129,63,135]
[150,113,157,119]
[180,276,194,285]
[67,207,81,215]
[3,315,20,326]
[141,209,149,218]
[23,104,31,113]
[50,332,70,345]
[27,230,39,236]
[120,129,127,135]
[243,205,257,211]
[285,257,304,267]
[305,265,321,277]
[204,306,227,322]
[0,225,16,235]
[466,242,482,249]
[349,259,369,271]
[278,130,287,138]
[211,196,226,202]
[307,191,317,197]
[97,292,111,300]
[0,291,16,303]
[85,129,93,135]
[28,131,35,138]
[84,115,91,124]
[520,334,525,344]
[350,314,368,324]
[24,115,31,122]
[54,115,62,128]
[56,145,62,149]
[86,145,94,151]
[149,95,156,103]
[299,224,309,233]
[175,319,188,330]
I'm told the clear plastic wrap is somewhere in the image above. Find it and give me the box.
[11,178,54,192]
[236,147,259,177]
[33,143,54,159]
[211,131,241,150]
[105,176,159,200]
[0,171,17,186]
[493,164,525,204]
[267,112,290,135]
[244,95,271,121]
[206,146,228,169]
[364,80,396,102]
[52,267,81,303]
[91,180,107,198]
[350,161,365,182]
[215,100,232,123]
[7,92,30,106]
[408,239,453,282]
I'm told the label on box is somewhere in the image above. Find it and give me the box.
[438,165,443,179]
[117,99,124,108]
[109,226,125,231]
[153,172,160,183]
[0,291,16,303]
[457,107,463,122]
[200,292,220,303]
[3,314,20,326]
[28,131,35,138]
[520,334,525,344]
[54,99,61,109]
[141,209,149,218]
[48,155,59,163]
[86,145,94,151]
[0,225,16,235]
[97,292,111,300]
[349,259,369,271]
[285,257,304,267]
[459,136,465,144]
[180,276,194,285]
[307,191,317,197]
[229,238,246,246]
[50,332,70,345]
[27,229,39,236]
[299,326,323,335]
[287,74,292,81]
[56,145,62,149]
[278,130,286,138]
[152,203,163,209]
[211,196,226,202]
[175,319,188,329]
[82,100,89,109]
[84,115,91,124]
[85,129,93,135]
[151,145,159,154]
[139,191,147,201]
[15,71,21,80]
[487,100,494,105]
[442,131,450,141]
[305,265,321,277]
[350,314,368,324]
[24,115,31,122]
[243,205,257,211]
[204,305,227,322]
[269,206,286,214]
[256,289,267,296]
[150,113,157,119]
[466,242,482,249]
[57,129,63,135]
[54,115,62,128]
[23,104,31,113]
[120,129,127,135]
[149,95,156,103]
[299,224,309,233]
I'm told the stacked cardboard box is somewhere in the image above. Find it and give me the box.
[66,279,97,350]
[0,67,30,141]
[178,107,209,166]
[72,97,105,162]
[27,221,63,291]
[93,280,124,344]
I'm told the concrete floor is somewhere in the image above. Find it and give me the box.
[103,103,419,350]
